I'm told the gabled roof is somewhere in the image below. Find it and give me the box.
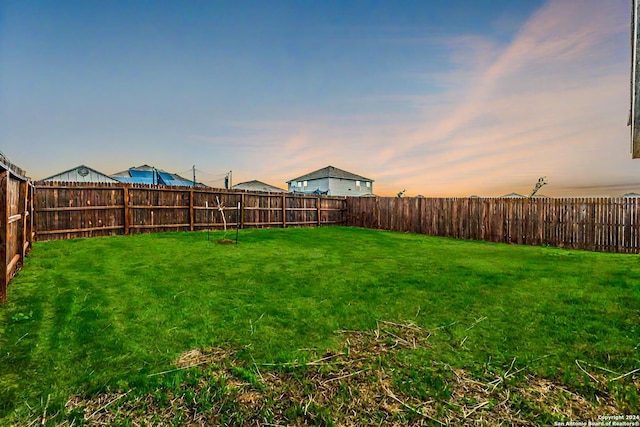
[500,192,526,198]
[40,164,119,183]
[233,180,286,193]
[287,166,373,183]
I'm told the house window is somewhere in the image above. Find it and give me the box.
[303,180,308,190]
[366,182,370,188]
[292,181,298,189]
[356,180,361,190]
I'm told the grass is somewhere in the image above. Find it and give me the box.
[0,226,638,425]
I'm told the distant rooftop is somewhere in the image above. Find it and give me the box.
[40,164,119,184]
[111,165,207,187]
[287,165,373,183]
[233,180,286,193]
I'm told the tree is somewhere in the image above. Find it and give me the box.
[529,177,548,198]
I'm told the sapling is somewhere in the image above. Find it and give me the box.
[216,196,228,240]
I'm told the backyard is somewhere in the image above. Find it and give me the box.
[0,226,638,425]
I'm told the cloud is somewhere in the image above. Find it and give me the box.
[372,0,634,197]
[192,0,636,197]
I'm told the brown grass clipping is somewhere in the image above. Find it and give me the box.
[63,321,637,426]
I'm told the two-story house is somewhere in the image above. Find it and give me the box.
[287,166,374,196]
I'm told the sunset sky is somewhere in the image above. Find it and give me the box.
[1,0,638,197]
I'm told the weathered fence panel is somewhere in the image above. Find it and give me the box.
[34,183,347,241]
[346,196,640,254]
[1,159,33,304]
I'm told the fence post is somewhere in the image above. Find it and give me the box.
[317,196,321,226]
[30,184,35,242]
[189,188,194,231]
[29,184,34,242]
[20,181,27,259]
[24,183,31,252]
[241,193,245,229]
[123,186,130,235]
[282,193,287,228]
[0,171,8,304]
[418,196,423,234]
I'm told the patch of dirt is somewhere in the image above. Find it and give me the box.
[216,239,236,245]
[62,321,637,426]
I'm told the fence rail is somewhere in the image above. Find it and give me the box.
[345,196,640,254]
[1,161,33,304]
[33,182,346,241]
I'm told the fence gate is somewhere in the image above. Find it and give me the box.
[1,158,33,304]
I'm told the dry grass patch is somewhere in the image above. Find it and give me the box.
[60,322,636,426]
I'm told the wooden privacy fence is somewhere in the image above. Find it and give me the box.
[29,184,640,253]
[1,160,33,304]
[34,182,346,241]
[346,196,640,254]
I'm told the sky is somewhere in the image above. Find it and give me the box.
[1,0,638,197]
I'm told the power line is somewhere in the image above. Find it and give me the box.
[195,168,229,178]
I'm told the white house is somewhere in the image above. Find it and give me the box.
[287,166,374,196]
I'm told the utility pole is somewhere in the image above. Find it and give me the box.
[229,170,232,188]
[192,165,196,187]
[224,170,233,190]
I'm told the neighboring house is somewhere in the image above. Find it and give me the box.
[111,165,207,187]
[500,192,526,198]
[39,165,119,184]
[233,180,286,193]
[623,192,640,197]
[287,166,374,196]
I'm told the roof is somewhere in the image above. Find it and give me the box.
[287,166,373,183]
[111,165,206,187]
[500,192,526,198]
[111,164,158,177]
[233,180,286,193]
[40,164,119,184]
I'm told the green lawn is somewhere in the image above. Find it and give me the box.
[1,227,638,425]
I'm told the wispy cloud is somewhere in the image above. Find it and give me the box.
[370,0,633,196]
[195,0,635,196]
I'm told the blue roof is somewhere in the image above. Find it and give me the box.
[111,168,196,186]
[163,179,193,186]
[158,171,173,181]
[112,176,155,184]
[130,169,152,178]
